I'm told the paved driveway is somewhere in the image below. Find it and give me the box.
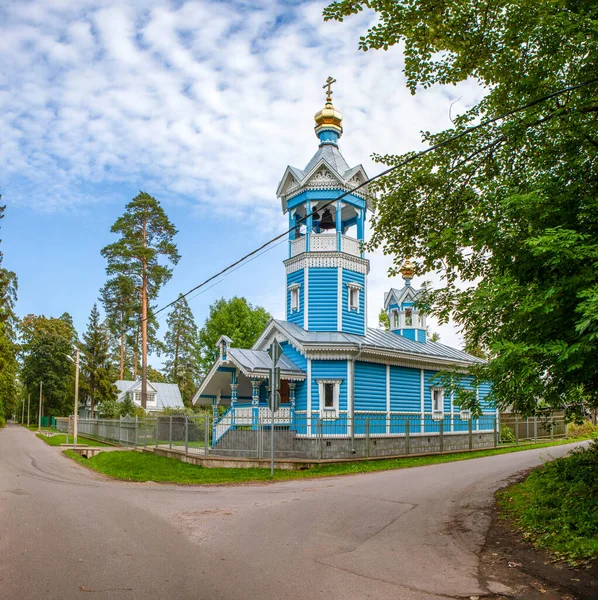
[0,423,583,600]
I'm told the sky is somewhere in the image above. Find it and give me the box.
[0,0,484,364]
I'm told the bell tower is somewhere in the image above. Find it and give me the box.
[276,78,372,335]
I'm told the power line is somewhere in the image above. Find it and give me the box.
[147,77,598,321]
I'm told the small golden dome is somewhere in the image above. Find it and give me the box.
[400,258,416,281]
[314,101,343,135]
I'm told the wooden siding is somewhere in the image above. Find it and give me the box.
[286,270,304,326]
[389,365,421,412]
[307,267,338,331]
[341,268,365,335]
[281,342,307,412]
[311,360,348,411]
[354,361,386,411]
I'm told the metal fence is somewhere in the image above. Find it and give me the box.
[72,411,568,461]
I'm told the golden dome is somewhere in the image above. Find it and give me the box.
[314,100,343,135]
[400,258,416,281]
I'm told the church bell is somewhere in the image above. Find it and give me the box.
[318,208,335,230]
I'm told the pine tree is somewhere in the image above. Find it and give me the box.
[163,295,199,406]
[80,304,117,416]
[101,192,179,408]
[119,392,137,417]
[100,274,137,380]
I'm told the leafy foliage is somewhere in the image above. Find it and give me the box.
[324,0,598,418]
[163,295,200,406]
[378,308,390,331]
[80,304,117,416]
[196,297,271,375]
[20,314,77,417]
[499,441,598,563]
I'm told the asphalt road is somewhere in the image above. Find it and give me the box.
[0,423,585,600]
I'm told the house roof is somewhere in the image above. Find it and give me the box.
[114,380,184,409]
[228,347,304,377]
[255,319,484,367]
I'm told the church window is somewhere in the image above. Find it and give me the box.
[317,379,342,418]
[347,283,361,312]
[405,308,413,326]
[289,284,301,312]
[392,310,399,329]
[432,388,444,417]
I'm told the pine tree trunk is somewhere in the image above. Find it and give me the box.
[119,331,125,380]
[133,327,139,380]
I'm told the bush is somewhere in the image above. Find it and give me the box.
[0,416,5,428]
[567,420,598,439]
[500,424,516,443]
[499,440,598,563]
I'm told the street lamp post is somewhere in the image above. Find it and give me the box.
[66,348,80,447]
[37,381,43,432]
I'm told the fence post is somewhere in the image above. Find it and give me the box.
[365,418,370,458]
[534,416,537,443]
[439,419,444,453]
[494,417,498,448]
[135,416,138,449]
[468,419,473,450]
[550,421,554,441]
[169,415,173,450]
[515,416,519,446]
[144,419,147,448]
[405,419,410,455]
[204,415,210,456]
[317,418,323,460]
[185,416,189,454]
[155,418,159,448]
[119,415,122,446]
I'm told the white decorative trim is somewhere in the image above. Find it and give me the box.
[316,379,342,419]
[347,359,353,437]
[307,359,312,431]
[337,266,342,330]
[420,369,425,433]
[346,281,361,313]
[386,364,390,433]
[285,252,369,275]
[304,265,309,329]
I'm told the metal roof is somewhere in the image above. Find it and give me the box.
[303,144,350,176]
[270,320,484,365]
[228,348,304,375]
[114,380,184,409]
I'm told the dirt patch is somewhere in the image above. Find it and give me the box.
[478,473,597,600]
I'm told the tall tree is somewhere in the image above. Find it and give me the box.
[0,201,19,425]
[20,315,77,418]
[101,192,179,408]
[196,297,271,375]
[100,274,137,380]
[163,295,200,406]
[80,304,117,416]
[325,0,598,419]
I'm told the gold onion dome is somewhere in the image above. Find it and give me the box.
[400,258,416,281]
[314,100,343,135]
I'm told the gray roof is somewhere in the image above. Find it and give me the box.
[303,144,350,176]
[228,348,304,375]
[114,380,184,409]
[271,320,484,366]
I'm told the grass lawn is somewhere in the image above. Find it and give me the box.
[37,433,110,447]
[64,435,593,486]
[498,439,598,564]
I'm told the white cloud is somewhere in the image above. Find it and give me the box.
[1,0,484,347]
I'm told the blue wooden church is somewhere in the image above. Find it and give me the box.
[193,81,495,457]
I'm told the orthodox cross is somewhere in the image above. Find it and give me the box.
[323,76,336,102]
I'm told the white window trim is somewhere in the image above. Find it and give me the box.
[288,283,301,312]
[346,282,362,312]
[391,309,399,329]
[316,379,342,419]
[431,387,445,419]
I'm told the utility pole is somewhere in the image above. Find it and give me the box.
[73,348,80,446]
[27,393,30,428]
[37,381,43,431]
[66,348,81,446]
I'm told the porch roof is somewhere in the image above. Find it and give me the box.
[228,348,305,378]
